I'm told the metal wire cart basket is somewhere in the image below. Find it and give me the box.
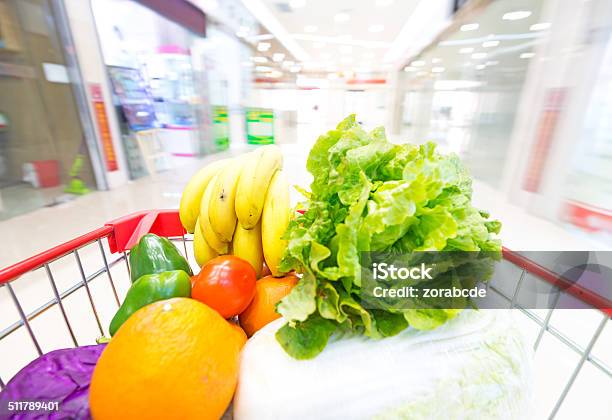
[0,210,610,419]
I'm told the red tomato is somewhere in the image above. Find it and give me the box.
[192,255,256,318]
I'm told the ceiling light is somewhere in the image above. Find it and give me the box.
[304,25,318,33]
[289,0,306,9]
[431,58,442,64]
[485,60,499,66]
[459,47,474,54]
[368,24,385,33]
[502,11,532,21]
[431,67,445,73]
[334,12,350,23]
[410,60,425,66]
[257,42,271,52]
[471,52,487,59]
[273,53,285,62]
[475,64,486,70]
[404,66,417,72]
[252,56,268,63]
[255,65,273,72]
[313,41,326,48]
[290,65,301,73]
[482,40,499,48]
[282,60,294,68]
[520,52,535,59]
[460,23,479,31]
[530,22,551,31]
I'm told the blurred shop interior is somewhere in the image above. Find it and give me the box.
[0,0,610,247]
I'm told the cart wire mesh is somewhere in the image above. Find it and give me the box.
[0,210,609,419]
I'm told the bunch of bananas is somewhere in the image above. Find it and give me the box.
[179,145,290,278]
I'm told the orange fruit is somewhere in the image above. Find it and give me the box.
[228,321,247,342]
[90,298,245,420]
[239,274,298,337]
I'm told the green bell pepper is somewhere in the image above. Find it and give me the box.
[109,270,191,336]
[128,233,192,283]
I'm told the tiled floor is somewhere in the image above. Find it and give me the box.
[0,138,609,419]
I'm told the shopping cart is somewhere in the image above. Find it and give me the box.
[0,209,610,419]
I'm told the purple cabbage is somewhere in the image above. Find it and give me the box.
[0,344,106,420]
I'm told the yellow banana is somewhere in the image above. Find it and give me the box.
[235,145,283,229]
[261,170,290,277]
[199,174,229,254]
[208,156,246,242]
[193,218,218,267]
[232,221,264,278]
[179,159,229,233]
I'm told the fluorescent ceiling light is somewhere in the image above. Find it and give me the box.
[503,11,532,21]
[368,24,385,33]
[252,56,268,63]
[460,23,479,31]
[255,65,273,72]
[404,66,417,72]
[273,53,285,62]
[459,47,474,54]
[475,64,486,70]
[257,42,271,52]
[304,25,318,33]
[530,22,551,31]
[485,60,499,66]
[520,52,535,58]
[431,66,445,73]
[482,40,499,48]
[282,60,294,67]
[289,0,306,9]
[410,60,425,66]
[434,80,482,90]
[241,0,310,62]
[334,12,350,23]
[431,58,442,63]
[471,52,487,59]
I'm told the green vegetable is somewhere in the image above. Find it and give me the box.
[109,270,191,335]
[276,115,502,359]
[128,234,192,282]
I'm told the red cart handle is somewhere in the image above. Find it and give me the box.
[0,210,185,284]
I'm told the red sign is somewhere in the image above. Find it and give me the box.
[523,88,566,192]
[89,84,118,171]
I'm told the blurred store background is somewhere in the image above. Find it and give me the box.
[0,0,610,248]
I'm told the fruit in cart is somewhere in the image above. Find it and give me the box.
[199,174,230,254]
[128,233,192,282]
[232,221,264,278]
[90,298,245,420]
[208,156,246,242]
[261,170,291,277]
[191,255,256,318]
[193,218,218,266]
[109,270,191,336]
[235,144,283,229]
[179,158,230,233]
[0,344,106,419]
[239,274,298,337]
